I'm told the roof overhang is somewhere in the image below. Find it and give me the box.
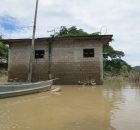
[0,35,113,45]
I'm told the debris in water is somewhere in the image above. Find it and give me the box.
[50,86,62,95]
[78,79,96,86]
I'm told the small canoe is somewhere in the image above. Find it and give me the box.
[0,80,53,99]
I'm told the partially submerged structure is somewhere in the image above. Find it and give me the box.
[3,35,113,85]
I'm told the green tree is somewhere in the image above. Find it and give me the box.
[103,45,131,75]
[55,26,131,75]
[55,26,89,37]
[0,36,8,60]
[103,45,124,59]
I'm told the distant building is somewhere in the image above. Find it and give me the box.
[2,35,112,85]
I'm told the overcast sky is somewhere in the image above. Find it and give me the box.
[0,0,140,66]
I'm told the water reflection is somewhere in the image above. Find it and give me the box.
[0,80,140,130]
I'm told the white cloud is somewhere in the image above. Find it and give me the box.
[0,0,140,66]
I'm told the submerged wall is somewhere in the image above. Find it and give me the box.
[8,40,49,82]
[8,38,104,85]
[51,38,103,85]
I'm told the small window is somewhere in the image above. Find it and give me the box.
[35,50,45,59]
[83,48,94,58]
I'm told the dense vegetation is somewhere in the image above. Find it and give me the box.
[103,45,131,76]
[55,26,132,76]
[0,36,8,61]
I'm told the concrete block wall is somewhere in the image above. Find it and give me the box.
[8,42,30,82]
[51,39,103,85]
[32,41,49,81]
[8,38,104,85]
[8,41,49,82]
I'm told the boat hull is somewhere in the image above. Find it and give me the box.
[0,80,53,99]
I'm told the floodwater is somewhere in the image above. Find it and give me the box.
[0,80,140,130]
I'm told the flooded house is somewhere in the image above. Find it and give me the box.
[3,35,112,85]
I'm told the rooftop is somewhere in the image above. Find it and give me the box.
[1,35,113,44]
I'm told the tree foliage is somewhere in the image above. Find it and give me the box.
[104,58,132,75]
[0,36,8,60]
[55,26,132,75]
[103,45,124,59]
[103,45,131,75]
[55,26,89,37]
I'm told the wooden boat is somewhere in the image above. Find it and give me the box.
[0,80,53,99]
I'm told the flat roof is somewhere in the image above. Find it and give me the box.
[1,35,113,44]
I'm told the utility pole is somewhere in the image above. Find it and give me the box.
[28,0,39,82]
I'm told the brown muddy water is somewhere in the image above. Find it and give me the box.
[0,80,140,130]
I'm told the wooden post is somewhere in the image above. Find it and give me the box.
[28,0,39,82]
